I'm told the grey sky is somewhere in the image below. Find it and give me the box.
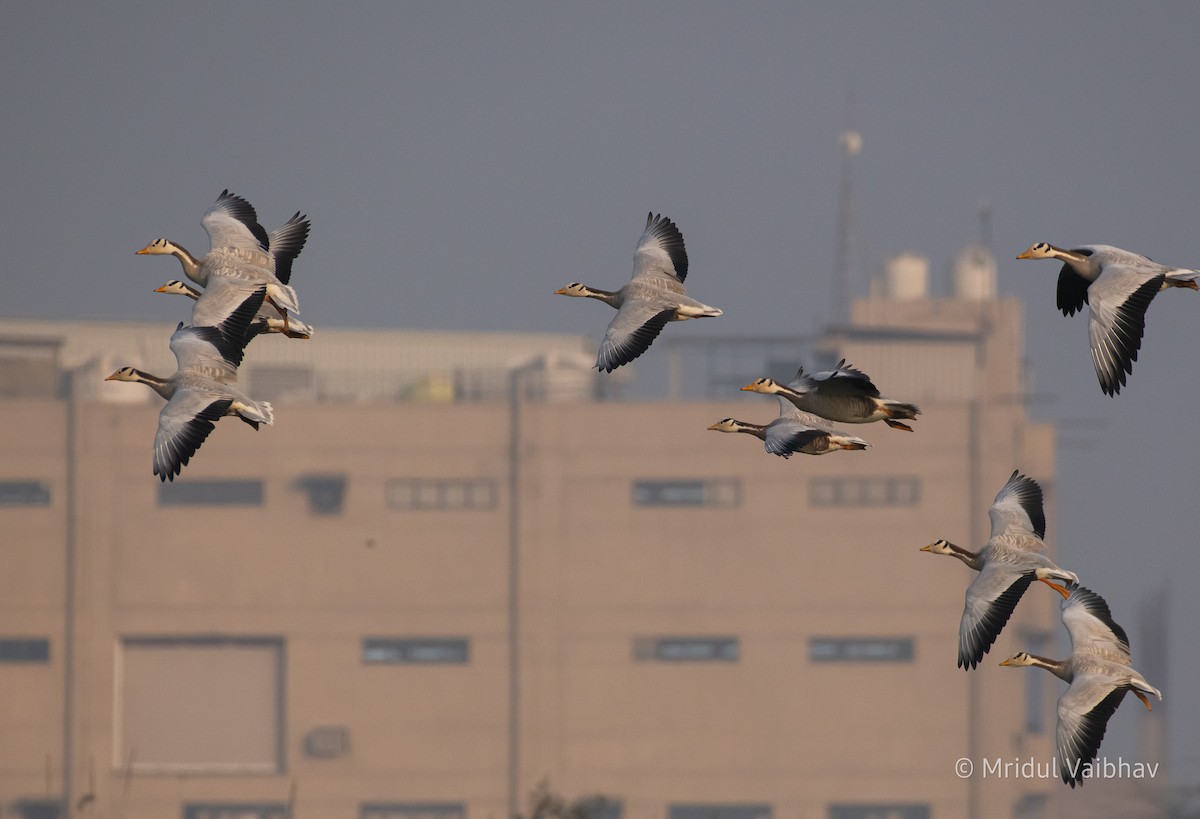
[5,1,1200,781]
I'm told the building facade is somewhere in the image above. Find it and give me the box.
[0,281,1062,819]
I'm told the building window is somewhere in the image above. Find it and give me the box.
[809,637,914,663]
[0,638,50,663]
[386,479,496,511]
[633,637,739,663]
[1013,793,1048,819]
[295,473,347,515]
[828,806,929,819]
[572,798,620,819]
[158,479,264,507]
[809,476,920,507]
[303,725,350,759]
[670,804,770,819]
[0,480,51,507]
[13,799,62,819]
[360,803,466,819]
[182,804,287,819]
[632,479,740,508]
[118,636,284,774]
[363,638,469,664]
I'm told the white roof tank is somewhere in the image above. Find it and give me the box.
[882,252,929,300]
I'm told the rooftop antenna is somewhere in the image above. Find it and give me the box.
[833,89,861,327]
[978,199,993,254]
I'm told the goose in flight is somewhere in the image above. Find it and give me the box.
[137,190,308,332]
[155,279,315,341]
[707,386,869,457]
[555,212,722,372]
[1016,242,1199,395]
[1000,582,1162,787]
[104,292,274,481]
[741,359,920,430]
[920,470,1079,669]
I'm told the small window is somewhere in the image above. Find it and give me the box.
[386,479,497,511]
[573,798,620,819]
[670,804,770,819]
[158,480,264,507]
[1013,793,1048,819]
[633,637,739,663]
[182,804,287,819]
[0,480,51,507]
[295,474,347,515]
[360,803,466,819]
[828,805,929,819]
[0,638,50,663]
[632,479,740,508]
[363,638,469,664]
[809,476,920,507]
[810,637,914,663]
[13,799,62,819]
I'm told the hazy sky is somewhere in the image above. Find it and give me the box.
[5,1,1200,783]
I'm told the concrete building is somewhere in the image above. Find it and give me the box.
[0,264,1063,819]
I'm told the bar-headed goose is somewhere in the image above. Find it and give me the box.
[1017,242,1199,395]
[921,470,1079,670]
[1000,582,1161,787]
[555,212,722,372]
[155,280,315,341]
[742,359,920,430]
[707,388,869,457]
[104,293,273,481]
[137,190,306,331]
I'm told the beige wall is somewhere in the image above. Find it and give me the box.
[0,300,1061,819]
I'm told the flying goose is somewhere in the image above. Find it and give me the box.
[741,359,920,430]
[707,388,870,457]
[1000,582,1162,787]
[155,279,315,341]
[1016,242,1200,395]
[920,470,1079,669]
[706,416,869,456]
[555,212,722,372]
[137,190,307,331]
[104,292,273,481]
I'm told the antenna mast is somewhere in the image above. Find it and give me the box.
[833,99,861,327]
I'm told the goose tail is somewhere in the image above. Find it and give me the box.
[233,398,274,428]
[832,435,870,451]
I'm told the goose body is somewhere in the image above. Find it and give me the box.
[921,470,1079,669]
[555,212,722,372]
[1017,242,1199,395]
[104,293,273,481]
[1001,583,1162,787]
[138,190,308,327]
[742,359,920,431]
